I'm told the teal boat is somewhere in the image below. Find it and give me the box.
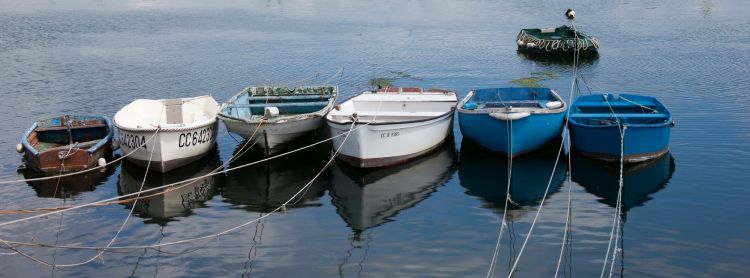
[517,25,599,55]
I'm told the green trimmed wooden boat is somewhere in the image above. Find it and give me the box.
[517,25,599,55]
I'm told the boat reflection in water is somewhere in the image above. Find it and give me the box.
[330,140,457,235]
[516,50,600,67]
[118,147,221,224]
[459,139,566,216]
[221,135,331,212]
[571,152,675,217]
[21,165,116,199]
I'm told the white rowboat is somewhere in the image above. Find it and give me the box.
[326,87,457,168]
[114,95,219,173]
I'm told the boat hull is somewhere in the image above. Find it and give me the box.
[568,123,671,163]
[458,112,564,157]
[327,112,454,168]
[221,115,325,155]
[117,121,218,173]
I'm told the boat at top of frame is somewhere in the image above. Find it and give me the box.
[517,25,599,55]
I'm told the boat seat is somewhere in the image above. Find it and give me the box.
[247,95,330,101]
[568,113,669,119]
[229,101,329,109]
[41,139,100,152]
[36,123,107,132]
[574,100,658,108]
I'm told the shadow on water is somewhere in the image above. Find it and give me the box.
[221,131,332,213]
[571,152,676,219]
[329,138,458,236]
[459,139,567,219]
[118,146,222,226]
[20,163,117,199]
[516,50,600,68]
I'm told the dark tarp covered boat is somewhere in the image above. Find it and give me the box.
[517,25,599,55]
[19,115,114,173]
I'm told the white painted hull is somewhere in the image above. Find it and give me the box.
[117,121,218,173]
[222,116,324,154]
[327,112,454,168]
[114,95,220,173]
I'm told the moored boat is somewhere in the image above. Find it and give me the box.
[218,86,338,155]
[517,25,599,55]
[114,95,219,173]
[19,115,115,173]
[568,93,673,163]
[457,87,567,157]
[325,87,457,168]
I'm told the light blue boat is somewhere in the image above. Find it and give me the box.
[457,87,567,157]
[568,93,673,163]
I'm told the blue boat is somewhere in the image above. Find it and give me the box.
[457,87,567,157]
[568,93,673,163]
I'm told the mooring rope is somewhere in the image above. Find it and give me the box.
[555,19,582,278]
[0,120,358,255]
[600,95,627,278]
[486,109,514,278]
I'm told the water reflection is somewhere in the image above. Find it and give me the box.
[220,136,331,212]
[516,50,599,67]
[329,140,457,234]
[572,152,675,217]
[459,140,567,218]
[21,165,116,199]
[118,147,221,225]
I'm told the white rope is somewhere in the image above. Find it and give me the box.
[1,120,358,253]
[486,109,514,278]
[555,20,582,278]
[0,84,391,253]
[600,94,627,278]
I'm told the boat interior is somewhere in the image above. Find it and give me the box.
[223,87,335,119]
[569,95,670,125]
[524,26,578,40]
[29,116,108,152]
[115,96,217,129]
[463,87,564,111]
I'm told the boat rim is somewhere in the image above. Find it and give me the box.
[456,88,568,115]
[217,85,338,124]
[21,115,114,156]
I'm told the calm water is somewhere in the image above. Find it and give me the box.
[1,0,749,277]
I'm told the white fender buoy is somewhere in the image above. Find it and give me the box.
[526,42,537,48]
[98,157,107,167]
[490,112,530,121]
[546,101,563,109]
[16,143,24,153]
[517,39,525,46]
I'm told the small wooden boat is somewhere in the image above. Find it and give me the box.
[218,86,338,155]
[326,87,457,168]
[19,115,115,173]
[457,87,567,157]
[568,93,673,163]
[517,25,599,55]
[114,95,219,173]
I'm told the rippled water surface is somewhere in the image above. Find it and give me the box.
[1,0,749,277]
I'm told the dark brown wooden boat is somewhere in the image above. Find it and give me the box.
[19,115,115,173]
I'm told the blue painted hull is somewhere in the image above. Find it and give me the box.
[568,93,673,163]
[457,87,567,157]
[459,112,565,156]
